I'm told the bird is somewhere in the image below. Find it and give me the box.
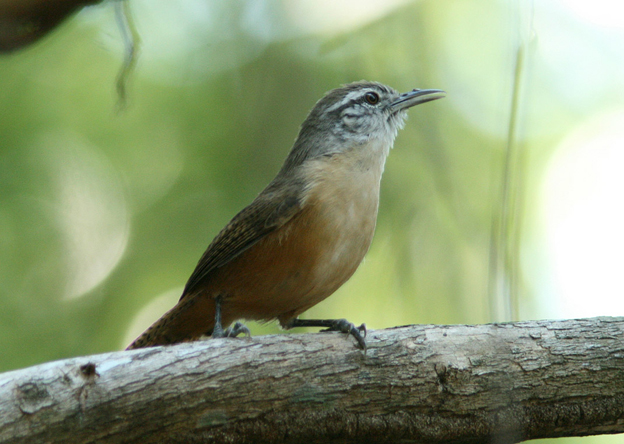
[126,81,445,350]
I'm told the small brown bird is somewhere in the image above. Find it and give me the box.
[127,81,445,350]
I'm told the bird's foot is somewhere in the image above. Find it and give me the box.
[212,321,251,339]
[321,319,367,350]
[212,296,250,339]
[287,318,367,350]
[224,321,251,338]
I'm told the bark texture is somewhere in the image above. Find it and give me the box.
[2,317,624,444]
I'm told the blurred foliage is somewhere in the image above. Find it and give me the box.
[1,7,623,432]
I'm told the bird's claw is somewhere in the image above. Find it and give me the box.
[224,321,251,338]
[321,319,367,351]
[213,321,250,339]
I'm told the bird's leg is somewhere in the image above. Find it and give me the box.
[211,295,226,338]
[287,318,367,350]
[211,296,250,338]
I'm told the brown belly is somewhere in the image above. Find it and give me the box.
[206,198,377,327]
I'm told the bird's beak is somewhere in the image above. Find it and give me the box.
[391,89,446,111]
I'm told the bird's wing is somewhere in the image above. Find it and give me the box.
[179,190,303,300]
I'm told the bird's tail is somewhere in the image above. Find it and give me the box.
[126,295,215,350]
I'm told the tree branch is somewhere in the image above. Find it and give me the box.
[2,317,624,444]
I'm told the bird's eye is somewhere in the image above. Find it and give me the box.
[364,92,379,105]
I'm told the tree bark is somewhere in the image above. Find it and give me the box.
[2,317,624,444]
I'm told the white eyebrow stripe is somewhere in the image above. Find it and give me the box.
[325,89,375,113]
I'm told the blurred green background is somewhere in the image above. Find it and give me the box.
[1,1,623,440]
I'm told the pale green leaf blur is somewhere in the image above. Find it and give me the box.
[1,4,623,442]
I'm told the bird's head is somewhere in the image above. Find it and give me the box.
[284,81,445,169]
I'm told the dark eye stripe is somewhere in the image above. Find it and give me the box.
[327,88,386,117]
[328,100,359,117]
